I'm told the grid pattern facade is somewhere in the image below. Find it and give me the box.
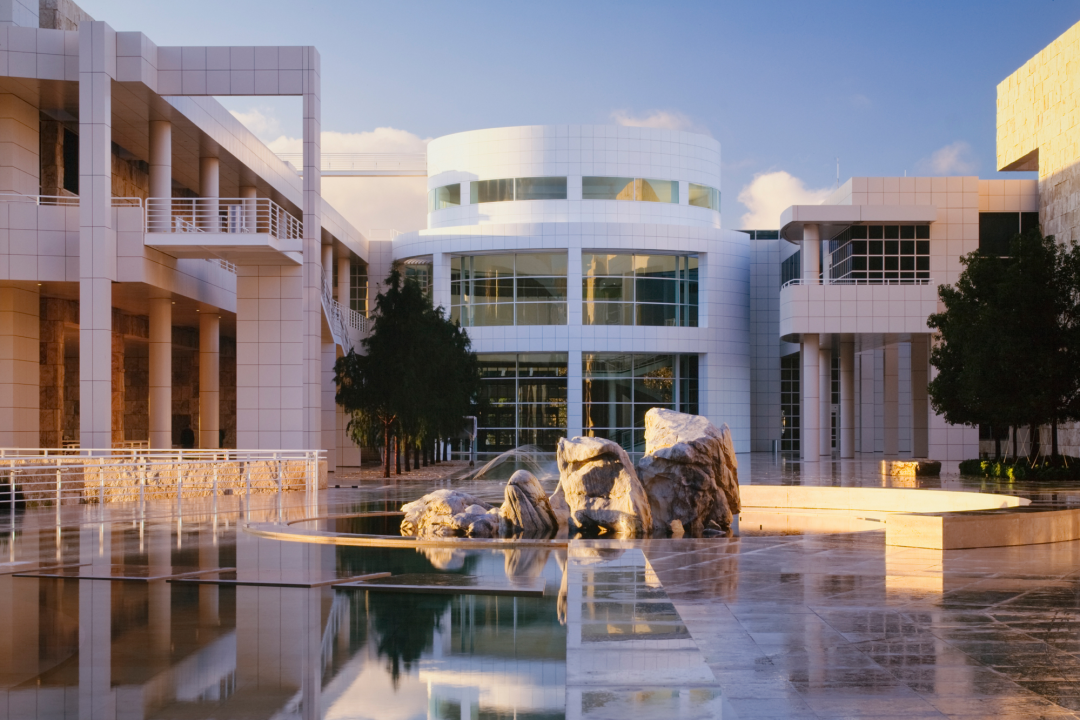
[450,253,568,327]
[581,252,698,327]
[780,353,799,454]
[582,353,699,454]
[475,353,568,455]
[827,225,930,281]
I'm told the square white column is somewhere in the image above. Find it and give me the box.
[884,344,899,456]
[800,334,819,462]
[78,21,117,450]
[301,47,322,450]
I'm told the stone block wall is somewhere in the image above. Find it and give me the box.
[997,19,1080,244]
[221,335,236,448]
[38,296,75,447]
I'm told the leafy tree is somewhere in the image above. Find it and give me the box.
[929,227,1080,461]
[334,270,481,477]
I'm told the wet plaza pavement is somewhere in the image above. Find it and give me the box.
[3,453,1080,718]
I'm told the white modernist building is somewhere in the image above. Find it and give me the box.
[391,125,751,457]
[748,177,1038,462]
[0,1,374,471]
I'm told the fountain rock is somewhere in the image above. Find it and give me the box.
[636,408,741,534]
[400,488,496,537]
[499,469,559,535]
[550,436,652,536]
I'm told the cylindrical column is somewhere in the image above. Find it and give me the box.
[820,345,831,457]
[322,243,333,290]
[802,223,820,284]
[199,157,220,232]
[840,338,855,459]
[149,295,172,449]
[800,333,820,462]
[149,120,171,231]
[337,252,350,308]
[199,313,220,449]
[240,185,257,233]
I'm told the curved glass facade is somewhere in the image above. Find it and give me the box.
[476,353,568,453]
[470,177,568,203]
[451,253,568,326]
[583,353,699,453]
[689,183,720,211]
[428,183,461,212]
[582,253,698,326]
[583,177,679,203]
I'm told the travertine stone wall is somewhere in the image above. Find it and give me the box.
[124,340,148,441]
[111,328,123,442]
[39,297,75,448]
[38,0,93,30]
[112,151,150,200]
[221,335,236,448]
[38,117,65,197]
[997,19,1080,244]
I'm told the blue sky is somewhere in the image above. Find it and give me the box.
[79,0,1075,229]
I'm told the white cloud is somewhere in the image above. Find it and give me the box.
[610,109,710,135]
[228,107,282,140]
[269,128,432,235]
[266,127,430,155]
[737,171,833,229]
[915,141,978,175]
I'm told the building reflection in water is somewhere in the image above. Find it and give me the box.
[0,512,574,720]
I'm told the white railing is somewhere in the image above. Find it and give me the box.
[0,448,324,513]
[276,153,426,176]
[320,276,372,349]
[206,257,237,274]
[0,193,142,208]
[781,276,934,290]
[146,197,303,241]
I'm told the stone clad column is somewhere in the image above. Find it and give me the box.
[199,157,220,232]
[322,244,333,290]
[199,313,220,449]
[302,47,323,450]
[800,333,820,462]
[149,120,171,231]
[911,335,929,458]
[840,338,855,459]
[149,293,172,449]
[78,21,117,450]
[884,344,899,456]
[0,284,39,447]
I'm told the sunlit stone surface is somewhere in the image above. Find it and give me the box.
[5,454,1080,718]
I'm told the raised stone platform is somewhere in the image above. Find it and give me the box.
[886,506,1080,549]
[880,459,942,476]
[740,485,1025,514]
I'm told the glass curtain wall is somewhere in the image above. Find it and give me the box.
[582,253,698,326]
[828,225,930,281]
[349,262,368,315]
[428,183,461,211]
[451,253,568,326]
[780,353,800,454]
[689,183,720,210]
[476,353,568,455]
[470,177,567,203]
[582,353,699,454]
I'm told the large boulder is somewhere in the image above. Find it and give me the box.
[499,469,559,536]
[400,489,498,538]
[636,408,740,535]
[550,436,652,536]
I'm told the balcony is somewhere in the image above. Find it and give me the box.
[779,276,939,341]
[143,197,304,265]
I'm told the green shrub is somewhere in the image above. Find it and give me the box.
[958,456,1080,481]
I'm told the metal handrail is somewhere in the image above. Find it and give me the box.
[145,197,302,241]
[0,193,143,208]
[781,276,934,290]
[0,449,324,512]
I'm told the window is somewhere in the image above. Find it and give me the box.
[476,353,567,454]
[470,177,567,203]
[781,250,801,286]
[451,253,567,326]
[582,253,698,326]
[349,262,368,315]
[689,183,720,211]
[979,212,1040,256]
[394,257,432,297]
[828,225,930,280]
[780,353,799,454]
[583,353,698,454]
[582,177,679,203]
[428,184,461,212]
